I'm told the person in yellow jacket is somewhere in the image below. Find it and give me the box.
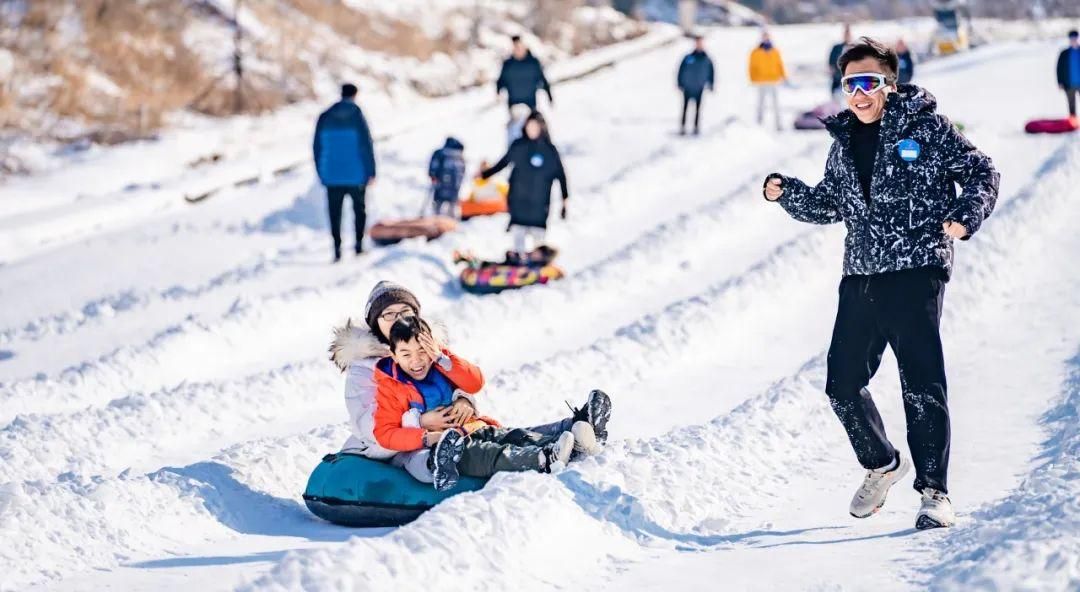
[748,30,787,131]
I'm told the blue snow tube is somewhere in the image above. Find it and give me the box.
[302,452,488,527]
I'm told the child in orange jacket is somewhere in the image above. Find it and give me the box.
[372,316,594,491]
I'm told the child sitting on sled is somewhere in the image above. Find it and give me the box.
[372,316,610,491]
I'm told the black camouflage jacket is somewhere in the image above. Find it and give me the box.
[772,85,999,279]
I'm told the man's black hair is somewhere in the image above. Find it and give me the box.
[388,316,432,352]
[1069,30,1079,38]
[837,37,900,83]
[341,83,358,99]
[511,35,522,43]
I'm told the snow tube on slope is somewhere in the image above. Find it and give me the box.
[455,247,563,295]
[794,102,843,130]
[461,180,509,220]
[460,198,508,220]
[1024,118,1078,134]
[459,263,564,295]
[370,217,457,246]
[303,453,487,527]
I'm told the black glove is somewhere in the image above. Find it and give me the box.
[560,202,568,220]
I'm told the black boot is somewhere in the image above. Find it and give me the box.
[567,389,611,445]
[432,430,465,492]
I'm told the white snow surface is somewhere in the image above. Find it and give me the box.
[1,21,1078,592]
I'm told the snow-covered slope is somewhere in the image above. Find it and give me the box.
[1,21,1077,592]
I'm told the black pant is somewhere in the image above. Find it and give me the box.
[825,266,950,493]
[326,185,366,256]
[1066,87,1079,116]
[681,91,703,131]
[508,98,537,113]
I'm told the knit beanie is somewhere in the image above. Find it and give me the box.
[364,281,421,334]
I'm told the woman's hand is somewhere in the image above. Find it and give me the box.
[420,408,455,430]
[446,398,476,425]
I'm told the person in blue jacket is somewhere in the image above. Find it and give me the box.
[895,37,915,84]
[677,35,715,135]
[828,24,853,100]
[313,83,377,262]
[428,137,466,218]
[496,36,553,112]
[1056,30,1080,117]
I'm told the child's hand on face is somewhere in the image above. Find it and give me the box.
[417,332,445,360]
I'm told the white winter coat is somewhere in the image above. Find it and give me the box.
[329,319,459,459]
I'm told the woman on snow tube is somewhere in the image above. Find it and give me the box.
[311,281,606,525]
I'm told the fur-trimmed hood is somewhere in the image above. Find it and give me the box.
[329,317,450,372]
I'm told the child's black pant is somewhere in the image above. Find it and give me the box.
[825,266,950,493]
[457,426,561,477]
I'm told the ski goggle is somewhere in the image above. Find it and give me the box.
[840,73,891,96]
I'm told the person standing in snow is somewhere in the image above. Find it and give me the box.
[313,83,377,262]
[761,38,999,530]
[1056,30,1080,118]
[677,34,715,136]
[748,30,787,131]
[428,137,466,218]
[828,24,853,101]
[496,35,553,112]
[329,281,606,484]
[479,111,568,264]
[895,38,915,84]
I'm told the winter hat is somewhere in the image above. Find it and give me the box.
[364,281,421,335]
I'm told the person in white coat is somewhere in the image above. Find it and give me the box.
[329,281,611,483]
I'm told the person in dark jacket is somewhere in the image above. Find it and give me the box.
[480,111,568,264]
[762,38,999,531]
[895,37,915,84]
[1056,30,1080,117]
[496,36,553,112]
[677,35,715,135]
[314,83,377,262]
[828,24,853,100]
[428,137,466,218]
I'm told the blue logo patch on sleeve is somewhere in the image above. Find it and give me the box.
[897,139,920,162]
[530,154,544,167]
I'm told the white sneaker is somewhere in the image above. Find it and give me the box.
[849,453,911,518]
[571,421,602,456]
[916,488,956,530]
[540,432,575,472]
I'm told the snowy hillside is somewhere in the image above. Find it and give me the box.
[1,18,1079,592]
[0,0,644,175]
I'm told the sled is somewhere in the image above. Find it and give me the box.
[370,216,457,246]
[1024,117,1078,134]
[453,247,564,295]
[461,179,509,220]
[460,198,508,220]
[303,452,487,527]
[794,102,843,131]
